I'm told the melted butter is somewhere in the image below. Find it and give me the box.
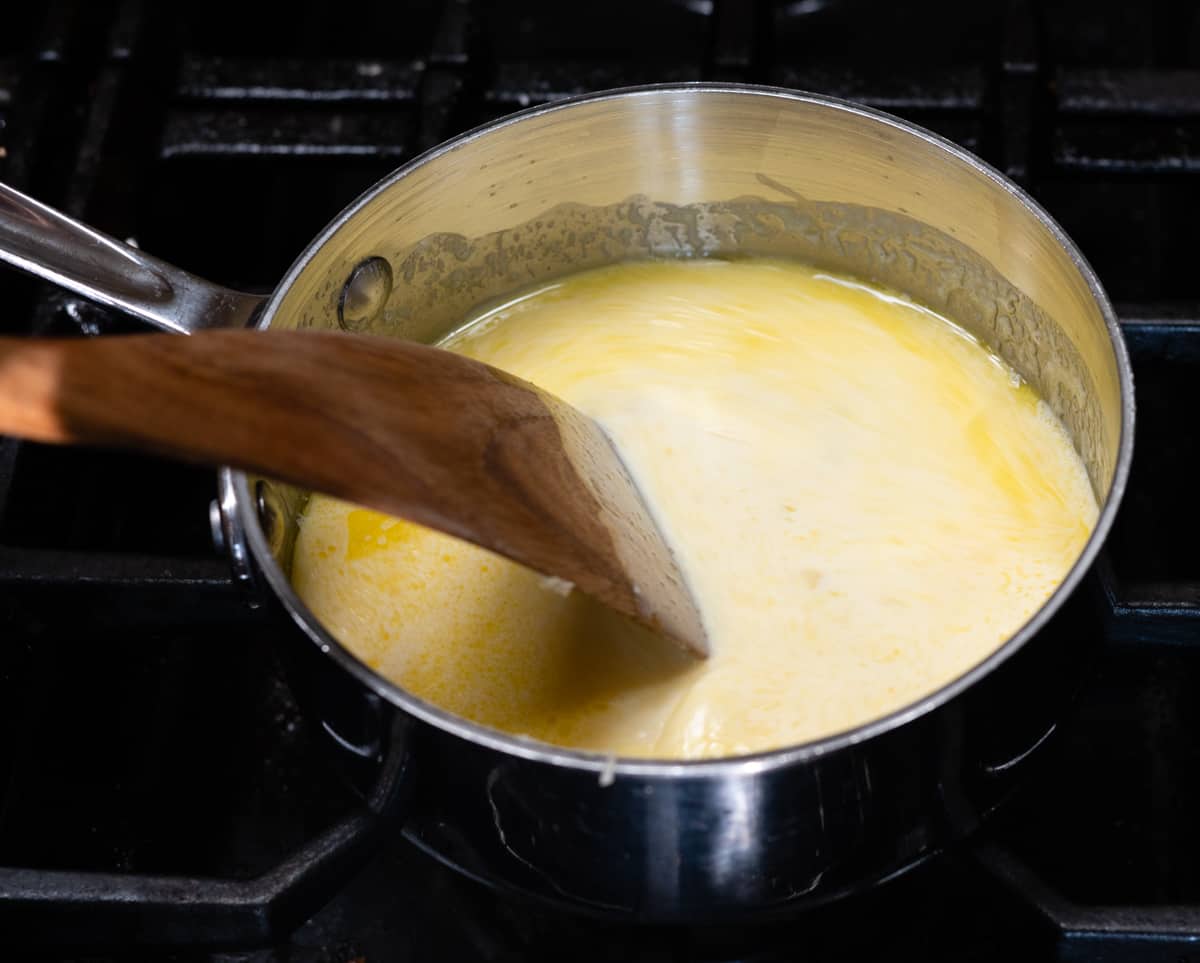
[291,259,1098,759]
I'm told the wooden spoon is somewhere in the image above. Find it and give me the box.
[0,330,708,657]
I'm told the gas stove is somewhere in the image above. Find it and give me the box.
[1,2,1198,960]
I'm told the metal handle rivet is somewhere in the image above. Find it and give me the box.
[255,480,287,557]
[208,498,226,553]
[338,256,393,331]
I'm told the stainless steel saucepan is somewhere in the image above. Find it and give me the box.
[0,84,1134,921]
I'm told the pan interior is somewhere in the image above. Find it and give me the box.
[242,88,1126,759]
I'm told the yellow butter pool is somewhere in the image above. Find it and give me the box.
[292,259,1098,759]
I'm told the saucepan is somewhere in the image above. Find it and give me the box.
[0,84,1133,921]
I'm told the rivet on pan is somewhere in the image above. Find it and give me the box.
[255,480,287,558]
[338,256,393,331]
[208,498,226,553]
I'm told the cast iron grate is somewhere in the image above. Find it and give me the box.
[0,1,1199,959]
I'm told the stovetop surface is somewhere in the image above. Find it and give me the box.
[2,2,1200,960]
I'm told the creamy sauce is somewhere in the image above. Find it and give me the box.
[292,259,1098,759]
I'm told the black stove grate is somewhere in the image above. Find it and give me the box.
[1,1,1200,960]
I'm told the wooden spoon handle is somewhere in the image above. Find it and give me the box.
[0,331,707,655]
[0,331,416,476]
[0,331,582,522]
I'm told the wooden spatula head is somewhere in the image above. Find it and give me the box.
[0,330,709,657]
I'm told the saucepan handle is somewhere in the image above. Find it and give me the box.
[0,180,263,334]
